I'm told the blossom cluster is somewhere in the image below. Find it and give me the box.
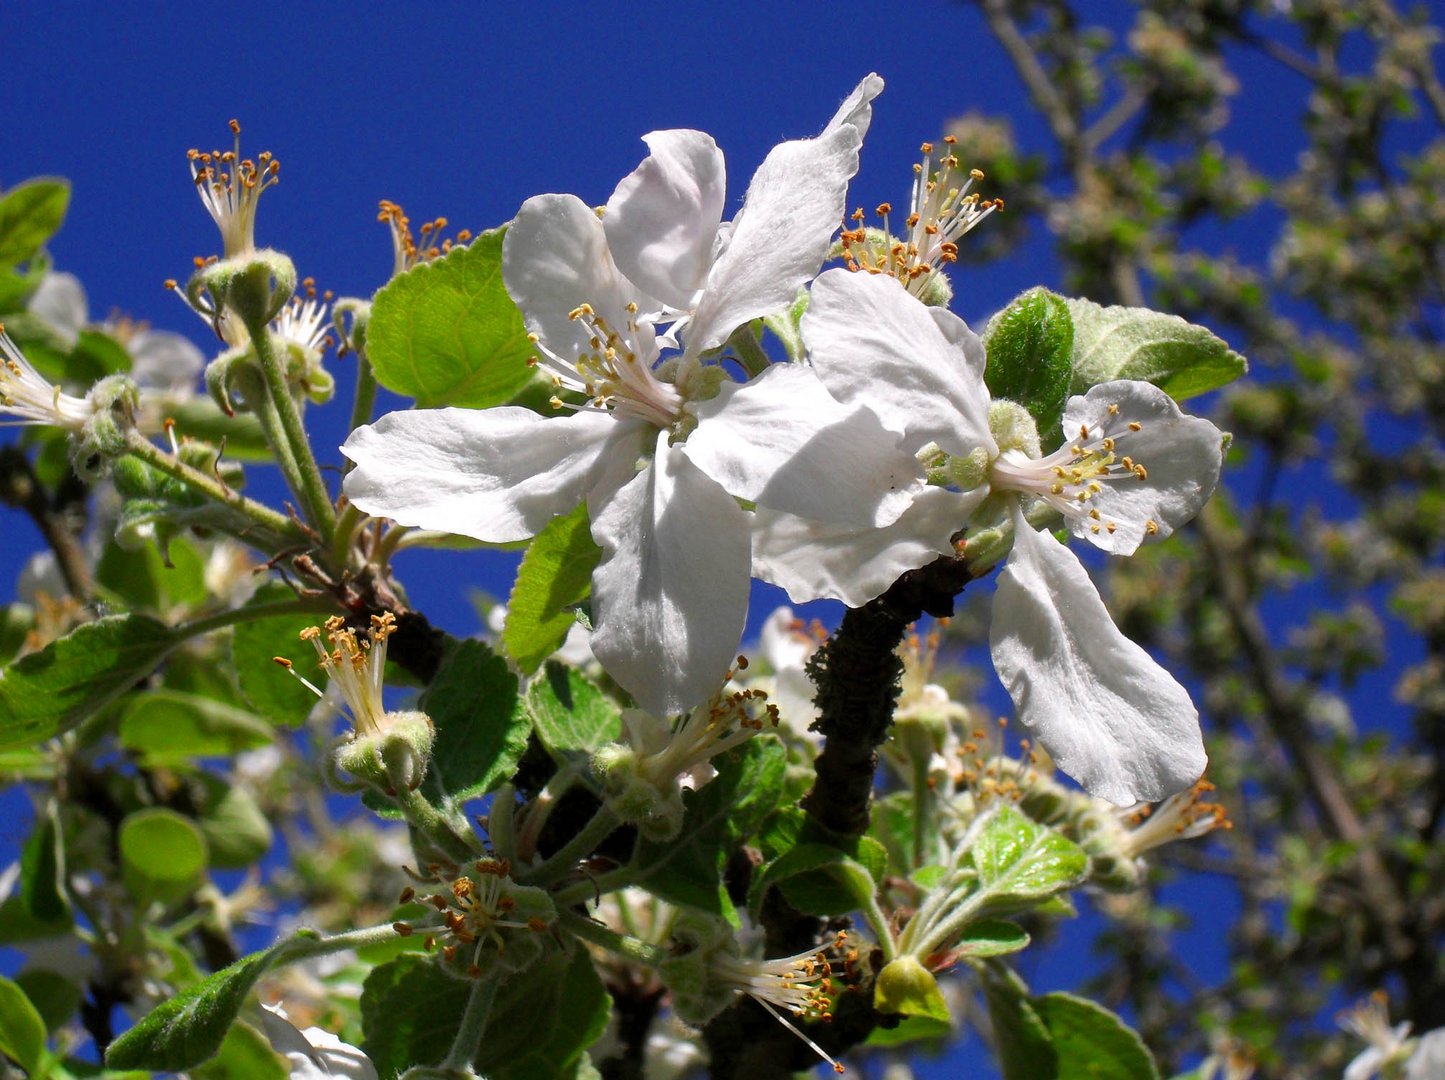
[341,73,1226,807]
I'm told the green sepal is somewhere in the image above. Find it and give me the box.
[874,955,952,1022]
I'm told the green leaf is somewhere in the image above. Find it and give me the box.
[1033,993,1161,1080]
[20,814,67,923]
[367,229,539,408]
[749,842,876,919]
[865,1013,954,1049]
[95,535,208,614]
[478,949,610,1080]
[0,179,70,268]
[0,974,49,1073]
[194,776,274,869]
[0,615,176,750]
[118,691,274,764]
[984,287,1075,433]
[0,258,48,311]
[70,328,134,381]
[190,1021,287,1080]
[982,962,1058,1080]
[503,502,600,675]
[119,808,208,903]
[954,919,1030,959]
[105,948,275,1071]
[970,805,1088,908]
[233,584,327,726]
[419,638,529,802]
[524,661,621,762]
[633,738,788,924]
[165,398,271,461]
[359,954,466,1077]
[13,969,81,1034]
[1065,297,1247,403]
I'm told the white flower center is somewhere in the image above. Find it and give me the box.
[528,301,684,430]
[296,613,395,736]
[988,403,1159,539]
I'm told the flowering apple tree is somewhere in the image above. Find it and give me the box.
[0,77,1252,1079]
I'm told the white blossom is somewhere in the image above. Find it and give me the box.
[259,1005,378,1080]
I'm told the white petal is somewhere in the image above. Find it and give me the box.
[129,330,204,396]
[752,487,983,608]
[1407,1030,1445,1080]
[1345,1046,1387,1080]
[503,194,656,363]
[28,271,87,343]
[341,406,635,543]
[605,130,726,312]
[1061,380,1225,555]
[822,73,885,140]
[803,269,995,458]
[261,1006,379,1080]
[686,123,863,354]
[683,363,922,526]
[587,432,751,717]
[989,506,1206,805]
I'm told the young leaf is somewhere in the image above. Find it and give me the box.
[0,974,48,1074]
[118,691,274,764]
[503,501,600,675]
[984,287,1075,434]
[524,661,622,762]
[232,584,327,727]
[632,738,788,924]
[359,955,466,1077]
[1066,297,1247,402]
[1033,993,1162,1080]
[119,808,208,903]
[0,614,176,749]
[418,638,529,802]
[20,814,67,923]
[105,948,275,1071]
[748,842,876,919]
[970,805,1088,908]
[366,228,539,408]
[476,949,610,1080]
[954,919,1030,959]
[981,962,1058,1080]
[0,178,70,268]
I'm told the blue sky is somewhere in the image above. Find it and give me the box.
[1,3,1416,1075]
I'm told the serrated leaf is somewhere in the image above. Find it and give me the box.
[970,805,1087,906]
[105,948,274,1071]
[524,661,621,762]
[367,229,538,408]
[0,179,70,268]
[955,919,1030,959]
[750,843,876,919]
[233,584,327,726]
[119,808,208,903]
[1034,993,1161,1080]
[418,638,529,802]
[633,738,787,925]
[982,962,1058,1080]
[118,691,274,764]
[1066,297,1246,403]
[478,949,609,1080]
[0,974,48,1072]
[984,287,1075,433]
[503,502,599,675]
[0,615,176,749]
[359,955,466,1077]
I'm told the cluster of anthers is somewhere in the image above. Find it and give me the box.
[712,931,859,1074]
[1117,778,1231,859]
[275,613,396,736]
[526,301,683,430]
[187,120,278,259]
[0,324,92,430]
[393,858,551,979]
[840,136,1002,297]
[640,659,780,786]
[989,404,1158,540]
[377,200,474,277]
[274,277,335,357]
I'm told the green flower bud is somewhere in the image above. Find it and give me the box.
[873,955,951,1022]
[987,399,1041,457]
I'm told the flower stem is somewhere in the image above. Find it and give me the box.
[393,786,483,863]
[728,323,773,379]
[243,313,337,543]
[346,345,379,457]
[176,596,334,642]
[440,976,499,1071]
[519,804,619,888]
[123,429,300,548]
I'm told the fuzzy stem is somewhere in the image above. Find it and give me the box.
[519,804,619,888]
[439,976,499,1071]
[559,908,666,967]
